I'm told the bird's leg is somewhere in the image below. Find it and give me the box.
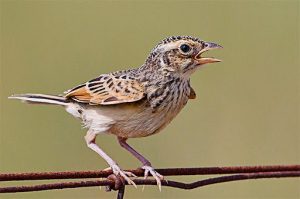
[117,137,164,190]
[84,131,137,187]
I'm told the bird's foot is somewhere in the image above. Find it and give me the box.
[106,164,137,188]
[142,165,164,191]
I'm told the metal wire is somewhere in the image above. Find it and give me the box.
[1,165,299,199]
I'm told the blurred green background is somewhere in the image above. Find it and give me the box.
[1,0,299,198]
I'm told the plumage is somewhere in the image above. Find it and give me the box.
[65,73,145,105]
[9,36,222,188]
[9,94,67,105]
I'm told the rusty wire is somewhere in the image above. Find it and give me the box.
[0,165,299,198]
[1,165,299,181]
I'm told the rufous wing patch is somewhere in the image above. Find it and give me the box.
[64,74,145,105]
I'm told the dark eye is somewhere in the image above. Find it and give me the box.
[180,44,191,53]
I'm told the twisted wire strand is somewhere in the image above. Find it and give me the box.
[1,165,299,193]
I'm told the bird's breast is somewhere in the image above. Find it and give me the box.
[108,80,191,138]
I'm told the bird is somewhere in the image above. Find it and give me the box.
[9,36,222,190]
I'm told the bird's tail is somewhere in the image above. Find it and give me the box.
[8,94,68,106]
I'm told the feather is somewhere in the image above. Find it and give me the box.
[8,94,67,105]
[64,73,145,105]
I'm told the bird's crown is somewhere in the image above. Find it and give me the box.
[157,35,204,46]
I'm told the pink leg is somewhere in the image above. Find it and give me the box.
[85,131,137,187]
[117,137,151,166]
[117,137,163,190]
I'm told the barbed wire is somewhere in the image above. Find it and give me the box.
[1,165,299,199]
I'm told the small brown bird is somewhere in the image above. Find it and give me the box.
[9,36,222,189]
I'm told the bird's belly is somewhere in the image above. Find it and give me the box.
[109,109,173,138]
[108,102,187,138]
[78,97,188,138]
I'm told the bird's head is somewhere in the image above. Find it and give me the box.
[145,36,222,78]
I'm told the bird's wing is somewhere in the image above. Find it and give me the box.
[64,73,145,105]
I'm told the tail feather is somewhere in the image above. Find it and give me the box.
[8,94,68,106]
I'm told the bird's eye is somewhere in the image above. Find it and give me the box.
[180,44,191,53]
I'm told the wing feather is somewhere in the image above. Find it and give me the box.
[64,73,145,105]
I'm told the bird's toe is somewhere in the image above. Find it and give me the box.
[142,165,164,191]
[111,164,137,188]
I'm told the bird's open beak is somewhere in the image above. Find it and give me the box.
[195,42,223,65]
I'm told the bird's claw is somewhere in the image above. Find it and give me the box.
[109,164,137,188]
[123,170,137,177]
[142,165,164,191]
